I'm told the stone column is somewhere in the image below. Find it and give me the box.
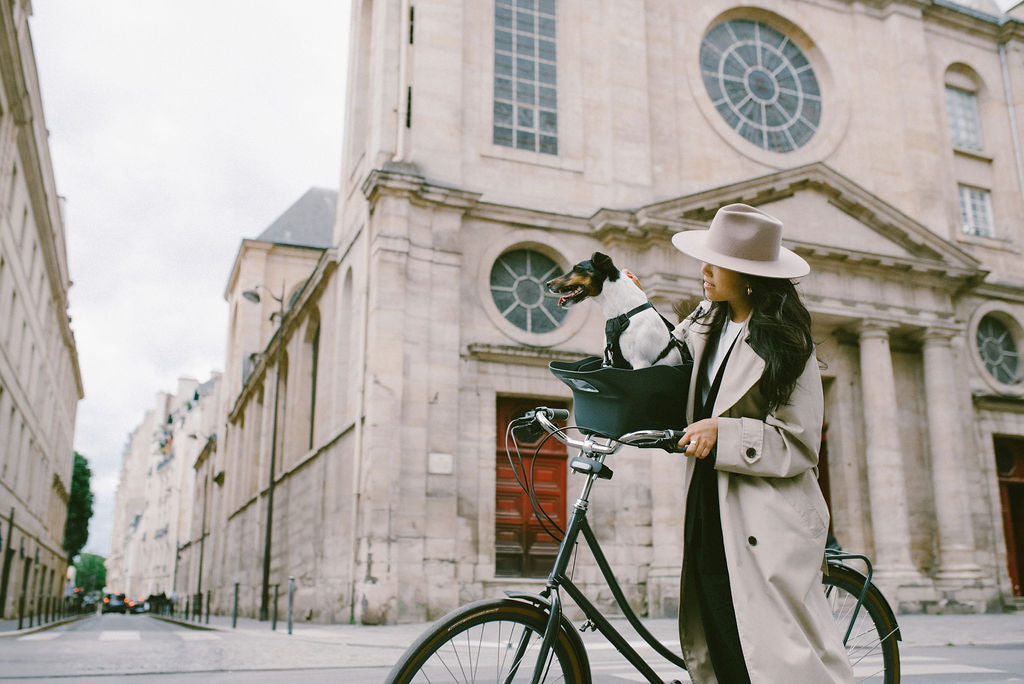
[857,321,924,584]
[921,328,982,585]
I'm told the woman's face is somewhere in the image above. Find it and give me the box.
[700,263,749,308]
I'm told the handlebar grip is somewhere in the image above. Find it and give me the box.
[654,429,687,453]
[540,407,570,421]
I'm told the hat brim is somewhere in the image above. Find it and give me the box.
[671,229,810,279]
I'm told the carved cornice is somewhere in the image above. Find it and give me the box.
[465,343,591,367]
[361,163,481,213]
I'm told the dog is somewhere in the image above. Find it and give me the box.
[546,252,684,369]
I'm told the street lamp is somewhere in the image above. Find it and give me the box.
[242,281,286,622]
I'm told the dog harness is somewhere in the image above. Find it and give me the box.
[604,302,682,369]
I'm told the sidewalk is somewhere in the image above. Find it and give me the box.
[0,612,91,637]
[147,609,1024,651]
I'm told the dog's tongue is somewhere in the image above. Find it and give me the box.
[558,295,568,307]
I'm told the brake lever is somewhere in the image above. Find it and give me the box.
[631,429,687,453]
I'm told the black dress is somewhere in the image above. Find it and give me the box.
[684,332,751,683]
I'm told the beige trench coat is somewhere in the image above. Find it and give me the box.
[674,307,853,684]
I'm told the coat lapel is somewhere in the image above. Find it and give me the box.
[712,323,765,417]
[684,325,709,425]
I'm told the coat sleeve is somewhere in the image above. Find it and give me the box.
[713,351,823,479]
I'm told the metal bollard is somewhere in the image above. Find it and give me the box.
[287,577,294,635]
[232,583,239,628]
[272,584,278,631]
[206,591,210,625]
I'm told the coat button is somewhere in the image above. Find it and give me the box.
[748,536,758,546]
[745,447,756,459]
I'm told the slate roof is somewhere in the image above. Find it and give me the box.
[256,187,337,249]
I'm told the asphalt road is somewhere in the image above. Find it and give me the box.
[0,611,1022,682]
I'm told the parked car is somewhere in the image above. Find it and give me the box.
[127,597,147,614]
[101,593,127,614]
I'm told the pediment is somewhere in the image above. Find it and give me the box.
[636,163,984,278]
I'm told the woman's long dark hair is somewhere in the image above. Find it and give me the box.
[686,275,813,413]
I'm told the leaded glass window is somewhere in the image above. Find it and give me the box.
[958,184,994,237]
[699,19,821,153]
[490,249,566,333]
[977,315,1020,385]
[493,0,558,155]
[945,86,983,152]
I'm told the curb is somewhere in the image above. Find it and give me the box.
[148,614,218,631]
[0,612,93,638]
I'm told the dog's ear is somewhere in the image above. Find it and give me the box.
[591,252,619,280]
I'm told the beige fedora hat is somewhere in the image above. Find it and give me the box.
[671,203,809,278]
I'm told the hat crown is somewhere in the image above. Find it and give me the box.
[669,202,810,278]
[705,204,783,264]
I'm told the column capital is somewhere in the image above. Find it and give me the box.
[918,325,963,346]
[853,318,899,339]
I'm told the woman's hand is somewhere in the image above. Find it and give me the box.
[678,418,719,459]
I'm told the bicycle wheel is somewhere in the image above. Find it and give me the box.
[387,597,588,683]
[823,563,901,684]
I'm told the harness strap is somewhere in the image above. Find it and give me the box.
[604,302,659,369]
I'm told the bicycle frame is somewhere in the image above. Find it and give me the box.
[518,412,897,684]
[526,414,686,684]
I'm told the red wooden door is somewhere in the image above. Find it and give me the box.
[496,398,568,577]
[994,436,1024,596]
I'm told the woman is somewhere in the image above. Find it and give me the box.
[670,204,853,683]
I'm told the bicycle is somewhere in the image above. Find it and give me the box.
[387,403,901,683]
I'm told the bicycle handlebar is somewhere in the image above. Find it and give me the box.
[531,408,686,454]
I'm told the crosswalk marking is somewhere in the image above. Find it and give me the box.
[15,630,221,643]
[17,632,61,641]
[178,632,220,641]
[590,655,1007,681]
[99,630,141,641]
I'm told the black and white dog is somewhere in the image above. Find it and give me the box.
[546,252,683,369]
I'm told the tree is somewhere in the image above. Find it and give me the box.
[62,452,94,561]
[73,553,106,593]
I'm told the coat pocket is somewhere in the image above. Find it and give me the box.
[768,475,829,540]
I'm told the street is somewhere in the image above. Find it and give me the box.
[0,611,1022,682]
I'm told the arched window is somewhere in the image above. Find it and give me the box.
[275,351,289,472]
[944,67,983,153]
[306,314,321,450]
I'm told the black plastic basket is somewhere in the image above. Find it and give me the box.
[549,356,692,439]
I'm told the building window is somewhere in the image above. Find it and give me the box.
[493,0,558,155]
[699,19,821,153]
[958,184,994,237]
[945,86,983,152]
[977,315,1020,385]
[489,249,566,333]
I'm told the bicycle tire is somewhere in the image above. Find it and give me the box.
[823,563,901,684]
[387,597,588,683]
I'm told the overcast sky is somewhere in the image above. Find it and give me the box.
[29,1,350,557]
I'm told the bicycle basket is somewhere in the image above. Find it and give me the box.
[549,356,692,439]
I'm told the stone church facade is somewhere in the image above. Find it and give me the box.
[199,0,1024,624]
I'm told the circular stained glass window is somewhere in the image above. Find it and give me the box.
[977,315,1021,385]
[490,249,567,333]
[700,19,821,153]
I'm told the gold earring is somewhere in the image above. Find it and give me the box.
[746,286,753,296]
